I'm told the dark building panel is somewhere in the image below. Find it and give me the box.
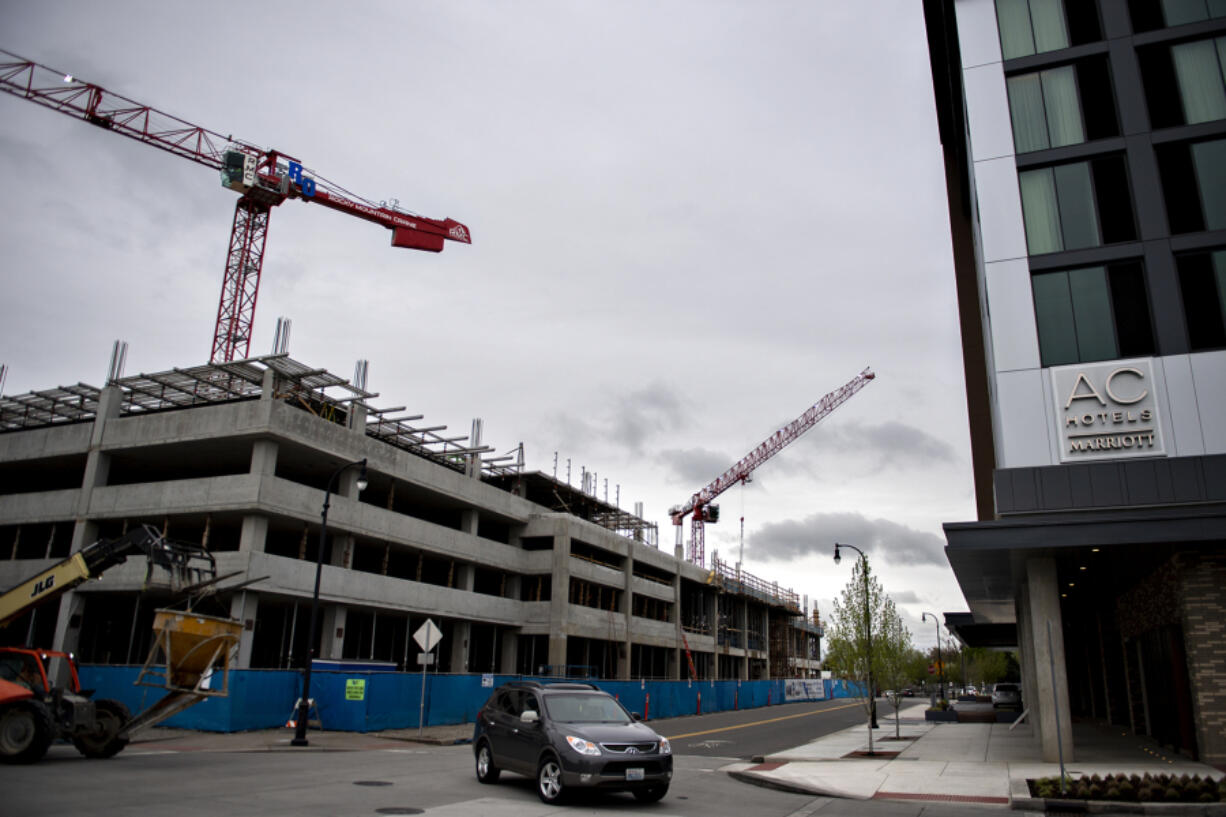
[1205,456,1226,501]
[1171,456,1206,502]
[1069,464,1096,508]
[1090,463,1126,506]
[1039,466,1074,508]
[1122,459,1160,504]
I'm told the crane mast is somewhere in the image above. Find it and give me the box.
[0,49,471,363]
[669,367,875,566]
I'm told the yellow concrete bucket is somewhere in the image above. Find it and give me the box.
[145,609,242,693]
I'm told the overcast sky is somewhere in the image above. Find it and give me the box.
[0,1,976,654]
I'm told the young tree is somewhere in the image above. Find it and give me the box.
[876,598,915,738]
[823,554,910,754]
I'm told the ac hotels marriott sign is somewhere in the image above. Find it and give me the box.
[1050,359,1165,463]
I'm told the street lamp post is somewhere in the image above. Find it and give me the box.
[292,457,368,747]
[834,542,878,735]
[922,611,945,701]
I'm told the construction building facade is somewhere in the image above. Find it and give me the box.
[924,0,1226,766]
[0,354,820,684]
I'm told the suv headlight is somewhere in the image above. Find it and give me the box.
[657,737,671,755]
[565,735,601,756]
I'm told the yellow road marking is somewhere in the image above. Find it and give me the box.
[663,700,865,740]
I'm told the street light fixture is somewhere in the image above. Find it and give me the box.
[292,456,368,747]
[921,611,945,701]
[833,542,878,735]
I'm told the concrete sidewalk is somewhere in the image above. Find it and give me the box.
[127,722,475,752]
[724,702,1225,809]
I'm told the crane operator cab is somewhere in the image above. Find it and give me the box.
[221,149,258,193]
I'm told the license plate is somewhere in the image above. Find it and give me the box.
[625,768,644,781]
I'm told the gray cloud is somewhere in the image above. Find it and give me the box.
[803,420,960,472]
[745,511,947,568]
[659,448,734,489]
[609,382,685,451]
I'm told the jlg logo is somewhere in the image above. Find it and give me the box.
[30,574,55,597]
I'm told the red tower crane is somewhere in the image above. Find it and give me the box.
[669,368,875,566]
[0,50,471,362]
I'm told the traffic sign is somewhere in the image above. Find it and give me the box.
[414,618,442,652]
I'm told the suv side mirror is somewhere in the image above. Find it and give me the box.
[631,712,643,721]
[520,709,539,723]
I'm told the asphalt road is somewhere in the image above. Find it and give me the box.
[658,697,874,759]
[2,697,1011,817]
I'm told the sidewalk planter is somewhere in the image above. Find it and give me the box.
[925,708,958,722]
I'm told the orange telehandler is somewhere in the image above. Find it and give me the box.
[0,525,239,763]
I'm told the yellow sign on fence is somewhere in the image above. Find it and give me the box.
[345,678,366,701]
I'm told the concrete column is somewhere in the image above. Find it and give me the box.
[54,385,124,656]
[499,629,519,674]
[70,384,124,550]
[1017,583,1040,737]
[244,439,275,550]
[547,527,570,676]
[328,468,364,569]
[251,439,278,477]
[347,402,367,433]
[618,553,633,680]
[51,592,87,662]
[320,605,347,660]
[238,516,269,554]
[672,572,684,680]
[449,563,475,673]
[739,601,750,680]
[1025,556,1074,763]
[230,591,258,669]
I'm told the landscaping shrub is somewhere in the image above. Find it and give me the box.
[1028,773,1225,803]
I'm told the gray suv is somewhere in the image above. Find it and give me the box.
[472,681,673,804]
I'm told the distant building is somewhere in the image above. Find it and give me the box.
[924,0,1226,765]
[0,354,819,684]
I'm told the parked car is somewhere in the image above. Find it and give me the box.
[991,682,1022,709]
[472,681,673,804]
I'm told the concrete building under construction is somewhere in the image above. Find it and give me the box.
[0,354,821,681]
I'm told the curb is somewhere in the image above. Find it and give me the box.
[726,768,843,798]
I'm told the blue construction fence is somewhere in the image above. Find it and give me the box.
[77,665,869,733]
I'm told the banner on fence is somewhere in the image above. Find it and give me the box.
[784,678,826,701]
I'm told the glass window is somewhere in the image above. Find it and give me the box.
[1021,167,1065,253]
[1054,162,1101,249]
[1192,138,1226,230]
[1019,157,1134,255]
[1131,0,1226,30]
[1157,137,1226,231]
[998,0,1069,58]
[1163,0,1226,24]
[1177,249,1226,349]
[997,0,1101,59]
[1007,65,1087,152]
[1172,37,1226,124]
[1032,262,1155,365]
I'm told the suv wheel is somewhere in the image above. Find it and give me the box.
[537,755,566,804]
[474,741,500,783]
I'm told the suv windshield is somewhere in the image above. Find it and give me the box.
[543,692,632,724]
